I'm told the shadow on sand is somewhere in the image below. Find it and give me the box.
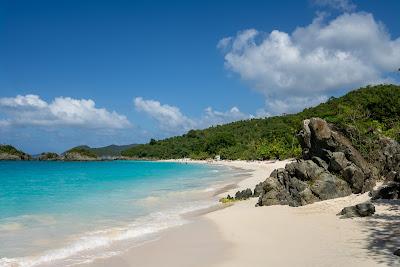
[361,199,400,266]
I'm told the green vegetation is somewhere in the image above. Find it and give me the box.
[66,144,138,157]
[122,85,400,161]
[66,147,98,158]
[39,152,60,159]
[0,144,29,158]
[219,196,237,204]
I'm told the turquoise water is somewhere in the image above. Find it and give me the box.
[0,161,237,267]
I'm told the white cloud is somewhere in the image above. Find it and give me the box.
[134,97,253,134]
[264,95,328,115]
[134,97,195,132]
[217,37,232,50]
[0,94,47,108]
[0,94,131,129]
[200,106,252,127]
[312,0,356,12]
[219,12,400,113]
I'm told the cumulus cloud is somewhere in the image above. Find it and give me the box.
[134,97,253,134]
[199,106,252,127]
[219,12,400,114]
[0,94,131,129]
[264,95,328,115]
[134,97,195,132]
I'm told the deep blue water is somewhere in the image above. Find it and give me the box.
[0,160,235,267]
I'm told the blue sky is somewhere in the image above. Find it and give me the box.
[1,0,400,153]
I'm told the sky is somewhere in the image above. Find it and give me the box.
[1,0,400,153]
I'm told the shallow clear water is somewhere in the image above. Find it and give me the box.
[0,160,238,267]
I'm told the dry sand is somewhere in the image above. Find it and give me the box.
[85,160,400,267]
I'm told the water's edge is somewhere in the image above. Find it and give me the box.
[0,161,252,267]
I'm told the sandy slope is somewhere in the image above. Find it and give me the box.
[205,160,400,267]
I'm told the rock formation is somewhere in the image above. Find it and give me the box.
[0,145,31,160]
[37,152,61,161]
[337,202,376,218]
[371,182,400,200]
[234,188,253,200]
[63,152,99,161]
[371,137,400,178]
[257,118,377,207]
[367,136,400,201]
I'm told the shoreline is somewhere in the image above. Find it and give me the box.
[84,159,399,267]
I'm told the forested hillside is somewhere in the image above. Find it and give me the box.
[122,84,400,160]
[66,144,138,157]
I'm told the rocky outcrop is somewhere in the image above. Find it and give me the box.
[63,152,98,161]
[299,118,375,192]
[37,152,61,161]
[338,202,376,218]
[253,182,264,197]
[257,118,377,207]
[0,153,24,160]
[371,182,400,200]
[234,188,253,200]
[372,137,400,178]
[0,145,31,160]
[257,161,352,206]
[369,137,400,200]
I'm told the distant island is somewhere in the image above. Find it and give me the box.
[0,144,32,160]
[2,84,399,162]
[0,144,138,161]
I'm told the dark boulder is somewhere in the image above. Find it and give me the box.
[257,160,351,207]
[338,202,376,218]
[285,160,324,181]
[329,151,351,172]
[253,182,264,197]
[394,249,400,257]
[372,137,400,178]
[309,172,352,200]
[235,188,253,200]
[341,164,365,194]
[371,182,400,200]
[368,137,400,200]
[257,176,293,206]
[311,156,329,170]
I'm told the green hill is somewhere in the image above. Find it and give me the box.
[121,84,400,160]
[0,144,31,160]
[66,144,138,157]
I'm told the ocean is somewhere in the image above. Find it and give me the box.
[0,160,239,267]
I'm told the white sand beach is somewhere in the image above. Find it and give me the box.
[86,160,400,267]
